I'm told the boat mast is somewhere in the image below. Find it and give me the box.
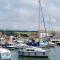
[48,15,54,32]
[48,15,51,33]
[38,0,40,38]
[39,0,47,37]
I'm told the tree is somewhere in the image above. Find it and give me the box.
[14,32,20,37]
[51,31,55,36]
[20,33,29,37]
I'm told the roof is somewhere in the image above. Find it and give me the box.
[0,48,10,53]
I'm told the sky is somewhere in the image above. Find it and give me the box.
[0,0,60,31]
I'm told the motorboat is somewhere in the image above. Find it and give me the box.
[26,39,49,48]
[48,41,56,47]
[16,40,24,46]
[15,40,27,49]
[39,41,49,47]
[0,48,11,60]
[18,46,48,58]
[4,42,16,50]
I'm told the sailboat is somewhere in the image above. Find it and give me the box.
[26,0,49,48]
[37,0,49,47]
[38,2,56,48]
[18,0,48,58]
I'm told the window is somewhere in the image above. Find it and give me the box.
[43,52,45,55]
[26,49,34,51]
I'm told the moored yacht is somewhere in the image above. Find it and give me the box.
[16,40,28,49]
[48,41,56,47]
[2,36,16,49]
[26,38,49,48]
[18,46,48,58]
[0,47,11,60]
[5,42,16,49]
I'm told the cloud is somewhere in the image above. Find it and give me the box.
[0,0,60,31]
[47,4,60,17]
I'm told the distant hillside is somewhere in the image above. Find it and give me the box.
[0,30,60,35]
[0,29,49,32]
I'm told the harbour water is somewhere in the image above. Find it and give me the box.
[10,46,60,60]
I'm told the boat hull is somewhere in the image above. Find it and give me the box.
[6,47,15,50]
[19,55,48,58]
[18,51,48,58]
[1,58,11,60]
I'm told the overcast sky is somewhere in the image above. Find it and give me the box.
[0,0,60,31]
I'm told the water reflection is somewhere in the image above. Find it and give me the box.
[18,57,49,60]
[11,50,19,60]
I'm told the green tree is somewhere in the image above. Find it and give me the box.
[50,31,56,36]
[14,32,20,37]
